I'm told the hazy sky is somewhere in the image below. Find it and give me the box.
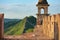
[0,0,60,19]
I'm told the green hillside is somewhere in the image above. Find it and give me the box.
[4,16,36,35]
[23,16,36,33]
[4,19,20,30]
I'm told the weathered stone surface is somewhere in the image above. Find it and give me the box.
[0,14,4,39]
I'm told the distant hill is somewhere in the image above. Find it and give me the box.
[4,19,20,23]
[4,16,36,35]
[4,19,21,30]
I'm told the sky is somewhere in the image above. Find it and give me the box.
[0,0,60,19]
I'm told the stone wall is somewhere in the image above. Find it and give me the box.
[43,15,48,37]
[56,14,60,40]
[35,14,60,40]
[43,14,60,39]
[43,15,54,39]
[0,13,59,40]
[58,15,60,40]
[50,15,54,38]
[44,14,60,40]
[0,14,4,39]
[47,16,51,38]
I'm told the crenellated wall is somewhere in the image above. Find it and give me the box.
[43,15,54,39]
[43,14,60,40]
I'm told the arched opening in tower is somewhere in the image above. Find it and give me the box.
[41,9,44,14]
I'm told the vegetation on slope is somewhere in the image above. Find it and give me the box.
[4,19,20,30]
[4,16,36,35]
[4,18,26,35]
[23,16,36,33]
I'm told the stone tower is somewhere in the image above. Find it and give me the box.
[36,0,49,25]
[0,14,4,40]
[34,0,50,36]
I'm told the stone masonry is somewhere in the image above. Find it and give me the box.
[0,14,4,40]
